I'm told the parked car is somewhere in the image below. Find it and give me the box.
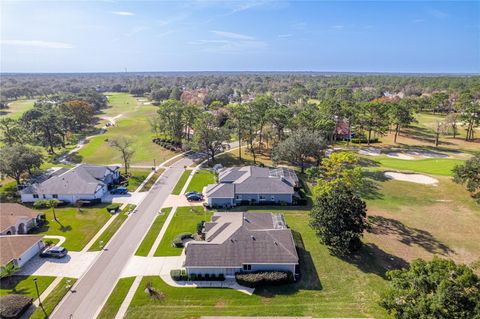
[40,246,68,258]
[185,191,202,198]
[111,187,128,195]
[187,194,203,201]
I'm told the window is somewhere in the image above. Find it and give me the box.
[243,264,252,271]
[236,195,242,200]
[33,194,39,199]
[42,195,46,199]
[271,195,275,201]
[259,195,266,201]
[52,194,58,199]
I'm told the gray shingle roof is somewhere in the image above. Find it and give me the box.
[185,212,299,267]
[21,164,119,195]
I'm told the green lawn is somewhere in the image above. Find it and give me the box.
[185,169,216,193]
[97,277,136,319]
[30,278,76,319]
[135,208,171,256]
[78,93,177,166]
[171,170,191,195]
[88,205,136,252]
[0,276,55,298]
[154,207,213,256]
[127,208,389,319]
[127,169,152,191]
[140,169,165,192]
[373,156,463,176]
[0,99,35,119]
[0,179,17,202]
[35,205,111,251]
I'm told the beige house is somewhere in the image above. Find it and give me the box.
[0,235,44,268]
[0,203,45,235]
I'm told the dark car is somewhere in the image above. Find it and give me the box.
[187,194,203,201]
[111,187,128,195]
[40,246,68,258]
[185,191,202,198]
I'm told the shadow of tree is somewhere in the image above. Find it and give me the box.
[340,243,409,278]
[368,215,454,256]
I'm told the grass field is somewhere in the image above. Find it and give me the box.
[370,156,463,176]
[127,169,152,191]
[0,99,35,119]
[35,205,111,251]
[30,278,76,319]
[0,275,55,298]
[185,169,216,192]
[88,205,135,252]
[154,206,213,256]
[97,277,136,319]
[78,93,177,166]
[171,170,191,195]
[135,208,171,256]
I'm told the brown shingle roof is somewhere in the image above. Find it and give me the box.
[0,203,43,232]
[0,235,43,266]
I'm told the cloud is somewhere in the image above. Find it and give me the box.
[111,11,134,16]
[211,30,255,40]
[331,25,344,30]
[278,34,292,38]
[1,40,73,49]
[412,18,425,23]
[291,22,307,30]
[429,9,448,19]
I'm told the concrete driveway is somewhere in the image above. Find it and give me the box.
[162,194,204,208]
[120,255,185,277]
[103,192,147,205]
[17,252,100,278]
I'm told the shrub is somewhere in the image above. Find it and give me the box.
[170,269,187,281]
[351,137,379,144]
[172,233,192,248]
[106,203,120,212]
[0,294,33,319]
[196,221,205,235]
[235,271,293,288]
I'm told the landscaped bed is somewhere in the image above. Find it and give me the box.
[154,206,212,256]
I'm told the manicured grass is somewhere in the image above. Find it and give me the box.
[135,208,171,256]
[171,170,191,195]
[185,169,216,193]
[0,275,55,298]
[97,277,136,319]
[140,169,165,192]
[35,205,111,251]
[374,156,464,176]
[127,169,152,191]
[0,179,18,202]
[127,209,389,319]
[154,206,213,256]
[88,204,136,252]
[1,99,35,119]
[30,278,76,319]
[78,93,177,166]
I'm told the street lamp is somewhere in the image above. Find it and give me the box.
[33,277,47,315]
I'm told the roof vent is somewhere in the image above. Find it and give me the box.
[243,216,249,222]
[274,241,278,245]
[250,235,255,241]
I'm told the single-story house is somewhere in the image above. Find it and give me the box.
[0,235,44,269]
[204,166,299,207]
[0,203,45,235]
[184,212,299,277]
[20,164,120,204]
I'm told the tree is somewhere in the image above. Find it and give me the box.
[46,199,61,223]
[310,184,367,256]
[192,113,229,163]
[453,154,480,202]
[389,99,416,143]
[59,99,95,132]
[0,145,43,188]
[110,137,135,175]
[457,91,479,141]
[21,105,64,153]
[380,258,480,319]
[313,152,363,197]
[272,129,327,173]
[431,92,450,113]
[0,118,27,146]
[445,112,460,139]
[156,99,185,144]
[265,103,293,143]
[251,95,275,150]
[226,103,247,161]
[357,101,390,145]
[0,263,19,284]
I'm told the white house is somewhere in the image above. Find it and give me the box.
[20,164,120,204]
[184,212,299,277]
[0,235,44,269]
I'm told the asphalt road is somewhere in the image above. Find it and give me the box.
[51,157,194,319]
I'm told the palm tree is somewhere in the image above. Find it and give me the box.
[47,199,60,223]
[0,263,19,287]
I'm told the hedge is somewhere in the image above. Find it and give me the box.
[0,294,33,319]
[170,269,225,282]
[106,203,121,212]
[172,233,192,248]
[235,271,293,288]
[351,137,379,144]
[33,199,65,209]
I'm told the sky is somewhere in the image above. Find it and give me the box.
[1,1,479,73]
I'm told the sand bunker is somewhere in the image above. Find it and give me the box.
[387,152,415,160]
[358,148,381,156]
[384,172,438,185]
[405,151,449,158]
